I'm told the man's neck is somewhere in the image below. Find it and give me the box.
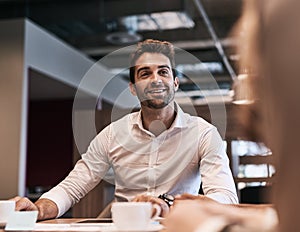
[141,102,177,136]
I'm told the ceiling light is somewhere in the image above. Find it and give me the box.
[177,62,224,75]
[120,11,195,31]
[105,32,142,45]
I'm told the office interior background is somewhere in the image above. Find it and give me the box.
[0,0,274,217]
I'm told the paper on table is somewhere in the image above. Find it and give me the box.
[5,211,38,231]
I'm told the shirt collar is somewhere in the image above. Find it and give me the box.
[131,102,189,130]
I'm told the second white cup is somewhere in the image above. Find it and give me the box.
[111,202,161,231]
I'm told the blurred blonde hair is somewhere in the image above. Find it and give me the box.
[235,0,300,231]
[231,0,265,143]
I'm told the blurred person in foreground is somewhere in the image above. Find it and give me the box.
[12,39,238,220]
[164,0,300,231]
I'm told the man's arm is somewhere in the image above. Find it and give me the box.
[199,127,238,204]
[12,196,58,221]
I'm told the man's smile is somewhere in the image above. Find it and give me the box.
[146,88,167,94]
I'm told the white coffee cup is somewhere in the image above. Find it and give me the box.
[0,200,15,224]
[111,202,161,231]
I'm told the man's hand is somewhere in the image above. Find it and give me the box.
[12,196,39,211]
[132,194,169,217]
[11,196,58,221]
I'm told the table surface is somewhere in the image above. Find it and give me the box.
[0,204,275,232]
[0,218,165,232]
[0,218,109,232]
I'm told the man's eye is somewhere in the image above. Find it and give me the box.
[159,69,169,76]
[140,72,149,78]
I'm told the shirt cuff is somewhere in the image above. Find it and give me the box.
[40,186,73,218]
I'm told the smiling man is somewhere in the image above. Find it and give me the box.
[131,52,178,109]
[13,39,238,220]
[129,51,179,136]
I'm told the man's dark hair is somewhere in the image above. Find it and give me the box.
[129,39,176,83]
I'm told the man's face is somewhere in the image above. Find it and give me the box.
[130,52,179,109]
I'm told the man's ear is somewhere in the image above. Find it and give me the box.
[129,82,137,96]
[174,77,179,91]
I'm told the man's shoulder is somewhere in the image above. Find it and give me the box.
[184,113,214,130]
[177,104,213,130]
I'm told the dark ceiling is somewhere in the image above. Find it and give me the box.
[1,0,243,100]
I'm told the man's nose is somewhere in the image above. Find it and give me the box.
[150,72,162,82]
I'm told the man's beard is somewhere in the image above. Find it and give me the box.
[141,96,174,109]
[139,88,175,109]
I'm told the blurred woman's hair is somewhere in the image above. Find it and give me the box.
[231,0,265,143]
[235,0,300,231]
